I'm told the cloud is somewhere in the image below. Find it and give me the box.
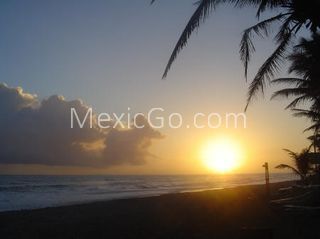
[0,83,38,112]
[0,83,163,167]
[103,116,164,165]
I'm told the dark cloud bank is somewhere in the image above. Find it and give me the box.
[0,83,163,167]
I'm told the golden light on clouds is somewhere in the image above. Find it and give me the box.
[201,137,244,173]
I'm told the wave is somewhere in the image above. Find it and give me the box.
[0,174,297,212]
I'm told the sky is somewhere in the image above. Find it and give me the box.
[0,0,311,175]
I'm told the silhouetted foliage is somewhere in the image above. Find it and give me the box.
[308,134,320,153]
[153,0,320,110]
[271,33,320,135]
[271,33,320,111]
[276,148,311,181]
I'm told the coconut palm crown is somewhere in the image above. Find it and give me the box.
[152,0,320,110]
[276,148,311,181]
[271,33,320,112]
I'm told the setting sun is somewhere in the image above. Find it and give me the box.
[201,138,242,173]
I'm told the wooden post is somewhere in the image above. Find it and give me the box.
[262,162,270,197]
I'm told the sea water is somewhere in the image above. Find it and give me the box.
[0,174,297,212]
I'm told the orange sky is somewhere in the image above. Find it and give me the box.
[0,1,312,175]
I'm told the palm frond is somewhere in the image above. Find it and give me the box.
[256,0,270,18]
[275,164,303,178]
[284,96,312,109]
[278,147,311,180]
[271,89,312,109]
[233,0,262,8]
[292,109,320,132]
[282,148,297,158]
[234,0,287,10]
[303,123,320,132]
[271,88,309,99]
[256,0,289,17]
[271,77,305,86]
[292,109,320,119]
[240,13,286,79]
[245,32,292,111]
[162,0,222,79]
[274,15,293,43]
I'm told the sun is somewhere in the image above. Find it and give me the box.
[201,138,242,173]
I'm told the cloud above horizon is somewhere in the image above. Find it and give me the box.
[103,116,163,165]
[0,83,164,167]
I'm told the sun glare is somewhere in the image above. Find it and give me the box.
[201,138,242,173]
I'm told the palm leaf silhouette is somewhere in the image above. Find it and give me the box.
[245,32,292,110]
[276,148,311,181]
[152,0,320,110]
[161,0,221,79]
[240,13,288,79]
[275,164,303,177]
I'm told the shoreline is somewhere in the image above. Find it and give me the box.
[3,180,319,239]
[0,180,295,214]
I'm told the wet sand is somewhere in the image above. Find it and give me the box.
[1,181,319,239]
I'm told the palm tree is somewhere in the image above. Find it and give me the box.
[271,33,320,111]
[270,33,320,144]
[291,108,320,132]
[276,148,311,181]
[307,134,320,153]
[153,0,320,109]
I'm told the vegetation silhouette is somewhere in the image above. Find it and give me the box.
[271,33,320,154]
[268,32,320,184]
[271,33,320,113]
[152,1,320,188]
[308,134,320,153]
[152,0,320,110]
[275,148,311,182]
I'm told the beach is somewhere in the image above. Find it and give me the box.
[1,1,320,238]
[1,181,318,239]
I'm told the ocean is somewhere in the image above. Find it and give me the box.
[0,174,297,212]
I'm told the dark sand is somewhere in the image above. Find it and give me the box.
[1,181,319,239]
